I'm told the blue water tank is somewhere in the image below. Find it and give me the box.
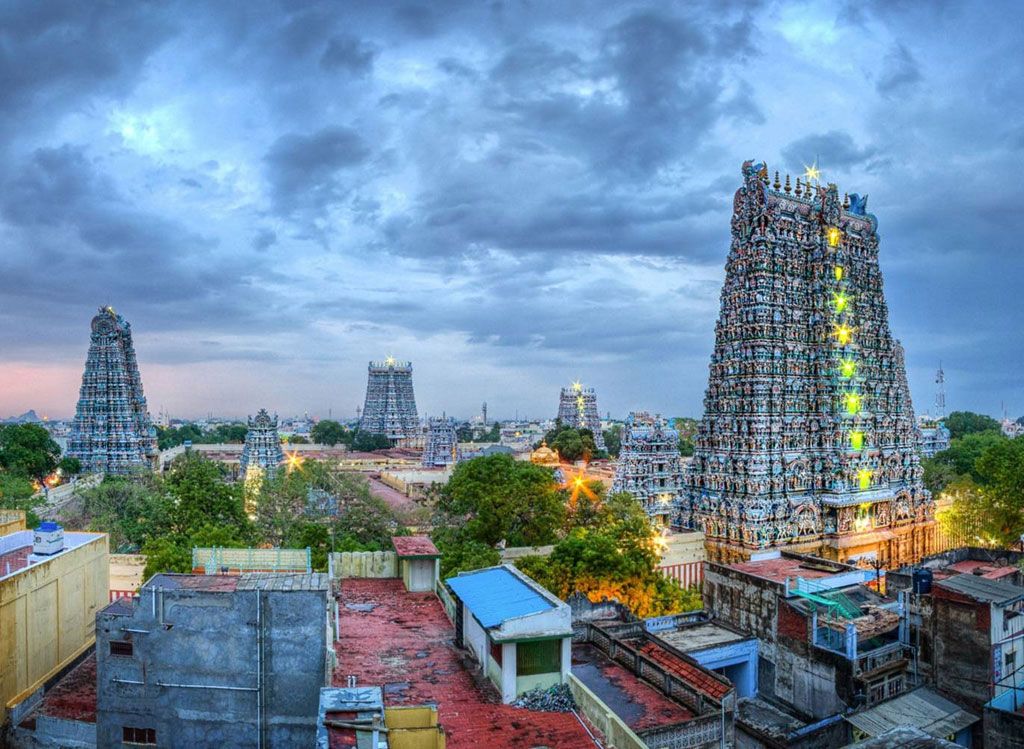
[912,568,933,594]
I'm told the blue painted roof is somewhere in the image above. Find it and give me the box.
[446,566,553,628]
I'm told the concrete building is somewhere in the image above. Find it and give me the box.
[446,565,572,704]
[983,686,1024,749]
[703,551,911,719]
[95,572,332,748]
[0,524,108,728]
[391,536,439,593]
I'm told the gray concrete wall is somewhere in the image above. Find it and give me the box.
[984,705,1024,749]
[96,584,327,748]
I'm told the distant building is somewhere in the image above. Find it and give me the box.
[239,408,285,480]
[0,523,108,728]
[422,417,460,467]
[95,572,331,747]
[67,307,158,474]
[918,417,951,458]
[555,381,606,451]
[612,411,685,526]
[447,565,572,704]
[359,358,419,442]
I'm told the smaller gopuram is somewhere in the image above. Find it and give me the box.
[240,409,285,481]
[613,412,685,526]
[556,381,606,451]
[422,417,461,467]
[359,357,420,442]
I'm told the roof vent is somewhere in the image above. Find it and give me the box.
[33,522,64,555]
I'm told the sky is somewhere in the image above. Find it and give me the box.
[1,0,1021,422]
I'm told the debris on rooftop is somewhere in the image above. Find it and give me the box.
[512,684,576,713]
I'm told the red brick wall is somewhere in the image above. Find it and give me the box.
[777,601,808,642]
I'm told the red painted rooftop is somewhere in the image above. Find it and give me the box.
[945,561,1017,580]
[636,641,732,700]
[335,578,601,748]
[21,653,97,726]
[391,536,440,557]
[728,556,847,584]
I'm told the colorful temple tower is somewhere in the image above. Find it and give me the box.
[683,161,935,567]
[612,412,684,526]
[240,409,285,480]
[67,307,158,474]
[358,357,419,442]
[556,381,606,452]
[422,417,461,467]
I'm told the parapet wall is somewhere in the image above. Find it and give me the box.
[328,551,398,579]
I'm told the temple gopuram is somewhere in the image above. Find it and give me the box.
[67,307,158,474]
[612,412,685,527]
[556,381,606,451]
[682,161,935,568]
[422,417,461,467]
[240,409,285,480]
[359,357,419,442]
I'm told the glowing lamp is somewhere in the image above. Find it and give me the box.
[858,469,872,490]
[834,266,844,281]
[833,292,849,313]
[827,227,841,247]
[843,392,862,415]
[839,359,857,379]
[835,325,853,345]
[850,431,864,450]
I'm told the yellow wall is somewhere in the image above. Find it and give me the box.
[0,511,26,537]
[109,553,147,593]
[386,706,445,749]
[0,533,109,725]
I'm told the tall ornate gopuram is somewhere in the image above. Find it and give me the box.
[683,161,935,568]
[612,412,684,526]
[358,357,419,442]
[556,381,606,451]
[422,417,461,467]
[67,307,158,474]
[240,409,285,480]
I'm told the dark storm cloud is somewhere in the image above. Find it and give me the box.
[781,131,878,172]
[320,35,377,74]
[876,43,922,97]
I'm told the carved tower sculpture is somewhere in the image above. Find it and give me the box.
[358,358,419,442]
[422,417,461,467]
[612,412,684,526]
[556,381,606,451]
[240,409,285,480]
[67,307,158,474]
[683,161,935,567]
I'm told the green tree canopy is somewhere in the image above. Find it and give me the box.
[435,453,564,547]
[928,430,1006,484]
[938,437,1024,548]
[0,423,61,482]
[603,424,622,458]
[311,420,347,446]
[944,411,1002,441]
[351,432,392,452]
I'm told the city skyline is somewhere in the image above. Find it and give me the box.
[1,2,1022,420]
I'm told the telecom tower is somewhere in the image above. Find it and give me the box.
[934,363,946,420]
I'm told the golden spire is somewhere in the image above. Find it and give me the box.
[795,178,803,198]
[784,174,791,194]
[773,171,781,190]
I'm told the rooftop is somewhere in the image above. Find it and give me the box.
[572,644,694,732]
[142,572,330,593]
[446,565,558,628]
[844,687,978,740]
[654,622,749,654]
[335,578,599,748]
[844,725,961,749]
[19,653,97,728]
[736,697,808,742]
[391,536,440,558]
[634,641,732,700]
[728,552,852,585]
[934,573,1024,605]
[0,530,106,582]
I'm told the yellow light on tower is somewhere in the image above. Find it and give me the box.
[285,450,304,473]
[850,431,864,451]
[834,324,853,345]
[826,226,842,247]
[385,355,396,366]
[858,469,872,490]
[843,392,862,415]
[572,380,583,393]
[804,161,821,183]
[834,266,844,281]
[833,292,849,313]
[839,359,857,379]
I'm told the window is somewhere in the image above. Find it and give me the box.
[489,640,502,666]
[110,641,133,657]
[1006,651,1017,669]
[122,727,156,745]
[516,639,561,676]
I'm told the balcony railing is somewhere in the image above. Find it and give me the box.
[855,641,907,676]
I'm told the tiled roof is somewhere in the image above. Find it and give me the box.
[392,536,440,557]
[446,565,554,628]
[336,578,600,748]
[637,642,732,700]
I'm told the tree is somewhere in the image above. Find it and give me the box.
[432,526,501,578]
[435,453,565,547]
[351,432,391,452]
[0,423,61,482]
[603,424,622,458]
[58,456,82,476]
[0,472,43,526]
[544,426,599,462]
[922,458,959,495]
[69,475,173,552]
[944,411,1002,441]
[163,453,252,539]
[311,420,347,446]
[141,537,191,579]
[929,430,1006,482]
[678,436,695,457]
[939,437,1024,548]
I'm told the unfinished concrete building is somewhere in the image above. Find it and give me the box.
[95,572,332,748]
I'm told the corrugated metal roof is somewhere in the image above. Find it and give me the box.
[446,566,553,628]
[844,688,978,738]
[935,573,1024,605]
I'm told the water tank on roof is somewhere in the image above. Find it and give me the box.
[33,522,65,556]
[912,568,932,595]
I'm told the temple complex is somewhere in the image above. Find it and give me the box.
[422,417,461,467]
[612,412,685,526]
[556,381,606,451]
[67,307,158,474]
[358,358,419,442]
[682,161,935,568]
[239,409,285,481]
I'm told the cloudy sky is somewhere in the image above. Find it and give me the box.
[1,1,1021,422]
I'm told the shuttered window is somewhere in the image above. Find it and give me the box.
[516,639,561,676]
